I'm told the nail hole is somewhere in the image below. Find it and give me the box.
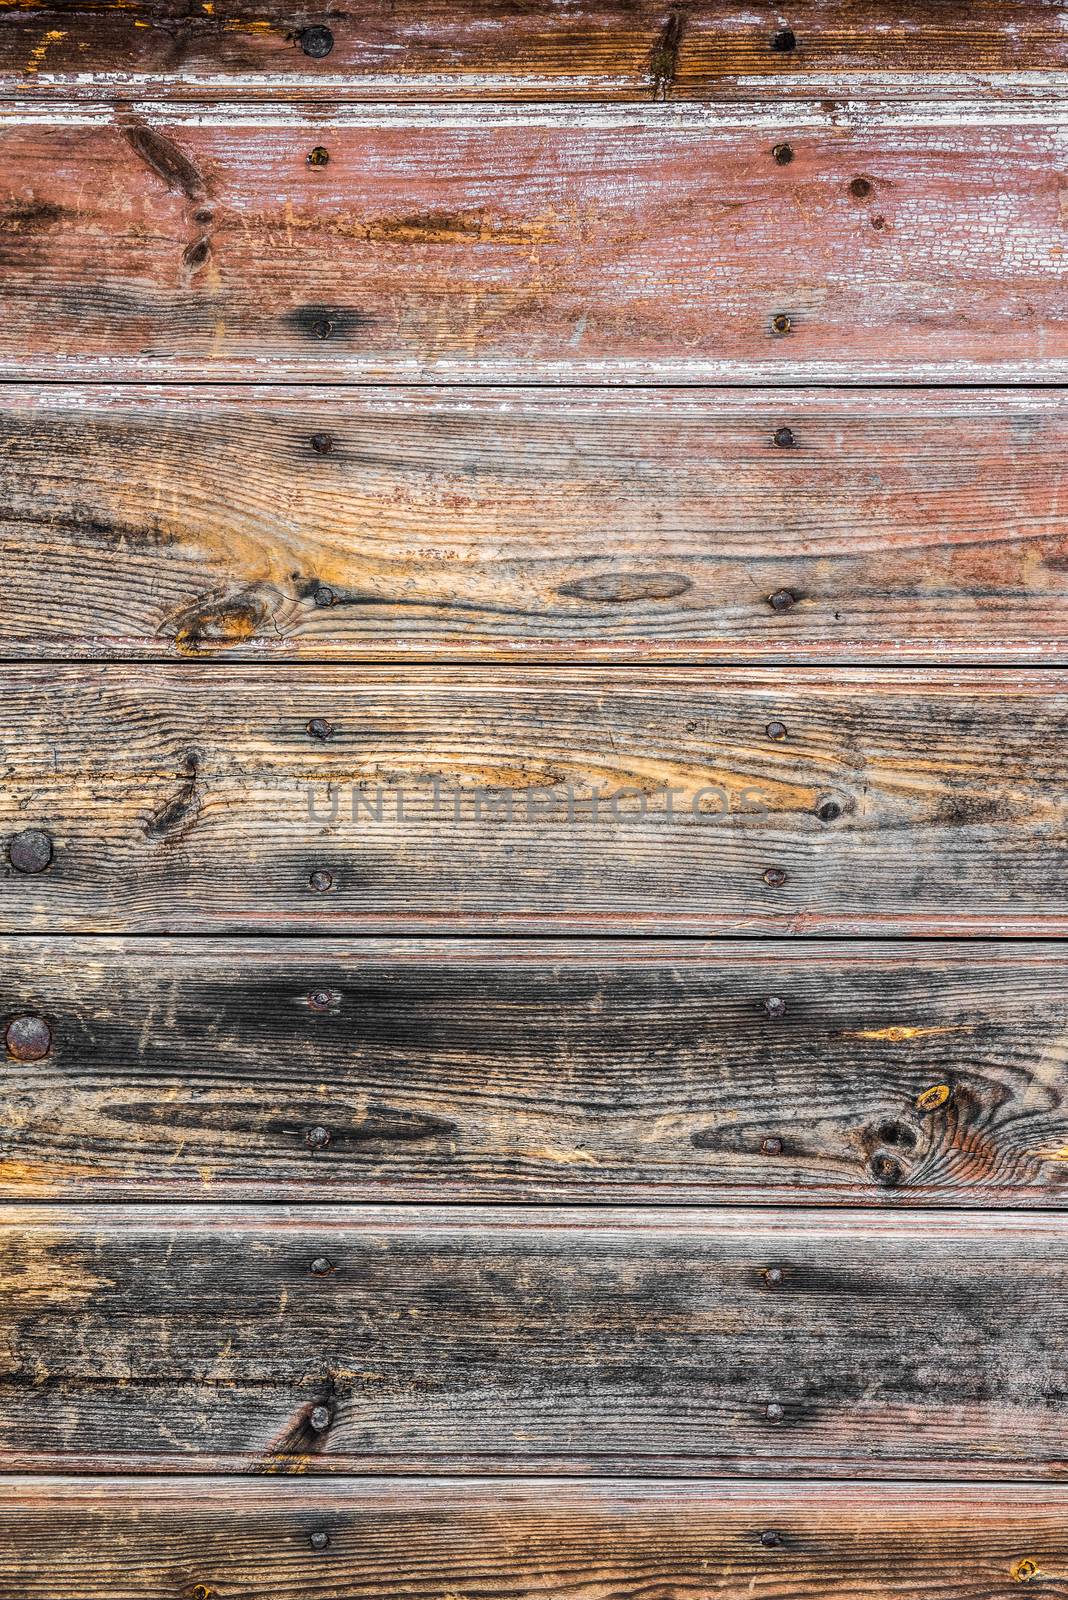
[313,318,335,340]
[817,798,842,822]
[310,432,334,454]
[877,1121,917,1150]
[772,142,794,165]
[850,176,873,199]
[871,215,886,231]
[770,29,796,51]
[872,1152,902,1186]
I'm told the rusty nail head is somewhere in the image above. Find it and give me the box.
[761,1530,783,1547]
[310,869,334,893]
[308,990,333,1011]
[768,588,797,612]
[766,1401,785,1421]
[313,318,335,340]
[850,176,873,199]
[817,799,842,822]
[309,1404,332,1432]
[771,313,792,336]
[310,1256,335,1276]
[306,1125,332,1151]
[766,720,787,740]
[8,828,52,874]
[762,867,788,888]
[314,585,336,607]
[761,1136,783,1156]
[5,1014,52,1061]
[772,142,793,166]
[773,426,795,448]
[308,146,330,167]
[307,718,334,741]
[310,1530,330,1551]
[762,1266,784,1288]
[300,25,334,57]
[771,29,796,50]
[764,995,786,1019]
[310,432,334,454]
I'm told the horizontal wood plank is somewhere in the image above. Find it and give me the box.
[0,1478,1066,1600]
[1,1,1064,101]
[0,666,1063,935]
[4,1205,1068,1475]
[2,938,1066,1204]
[2,102,1067,381]
[4,386,1067,662]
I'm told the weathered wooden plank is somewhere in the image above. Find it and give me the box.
[0,1,1064,102]
[2,102,1066,382]
[5,386,1067,662]
[0,1477,1066,1600]
[3,1205,1068,1475]
[2,938,1066,1205]
[0,666,1063,934]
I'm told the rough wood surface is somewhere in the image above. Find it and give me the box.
[3,1205,1068,1476]
[2,102,1066,382]
[2,938,1066,1205]
[1,1477,1066,1600]
[0,1,1064,101]
[0,666,1063,935]
[4,386,1067,662]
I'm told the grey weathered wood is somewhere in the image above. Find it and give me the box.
[1,938,1066,1204]
[2,102,1067,382]
[0,666,1063,934]
[3,1206,1068,1476]
[0,1477,1064,1600]
[2,386,1066,663]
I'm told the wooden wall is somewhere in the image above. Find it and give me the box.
[0,5,1065,1597]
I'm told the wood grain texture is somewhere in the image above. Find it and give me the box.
[4,386,1067,663]
[2,102,1067,382]
[1,1477,1066,1600]
[2,938,1066,1205]
[0,666,1064,935]
[4,1205,1068,1476]
[0,1,1064,102]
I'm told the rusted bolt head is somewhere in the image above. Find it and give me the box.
[764,995,787,1020]
[310,1530,330,1550]
[762,1266,784,1288]
[766,720,787,740]
[850,176,873,199]
[306,1125,332,1151]
[771,312,792,336]
[761,1530,783,1547]
[762,866,788,888]
[308,146,330,167]
[772,142,793,166]
[768,588,797,612]
[5,1014,52,1061]
[8,828,52,875]
[307,717,334,741]
[309,1404,332,1432]
[310,432,334,455]
[817,798,842,822]
[761,1136,784,1156]
[310,1256,335,1276]
[765,1401,785,1421]
[314,584,337,607]
[771,29,796,51]
[917,1083,951,1112]
[299,25,334,57]
[309,869,334,893]
[773,425,795,448]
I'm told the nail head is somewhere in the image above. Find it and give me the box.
[309,1404,332,1432]
[764,995,787,1019]
[766,720,788,740]
[307,718,334,741]
[765,1401,785,1421]
[310,432,334,454]
[768,588,797,612]
[772,142,794,166]
[310,869,334,893]
[771,29,796,51]
[310,1530,330,1551]
[761,1136,784,1156]
[299,25,334,58]
[817,798,842,822]
[306,1125,332,1150]
[771,313,792,336]
[773,426,796,448]
[308,146,330,167]
[4,1014,52,1061]
[762,866,788,888]
[761,1530,783,1547]
[8,828,53,875]
[310,1256,335,1276]
[850,176,873,199]
[762,1266,784,1288]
